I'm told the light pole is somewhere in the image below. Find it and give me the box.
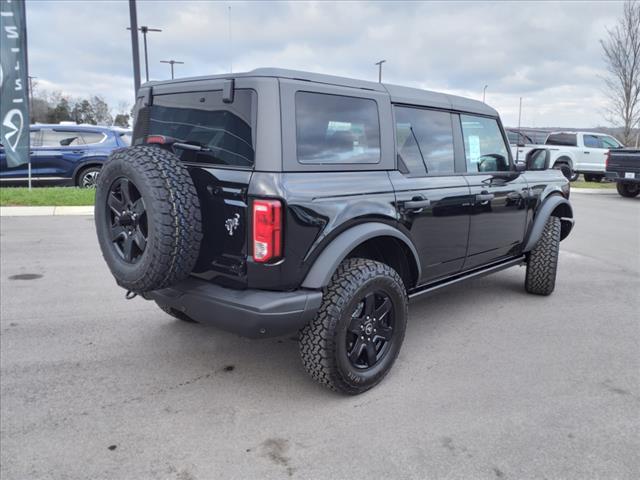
[375,60,386,83]
[482,84,488,103]
[27,75,36,120]
[127,0,141,94]
[127,25,162,82]
[160,60,184,80]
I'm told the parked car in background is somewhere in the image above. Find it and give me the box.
[605,149,640,197]
[0,124,131,188]
[544,131,624,182]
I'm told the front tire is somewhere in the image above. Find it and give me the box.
[616,182,640,198]
[299,258,408,395]
[525,216,561,296]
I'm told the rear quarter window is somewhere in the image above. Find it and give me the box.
[295,91,380,164]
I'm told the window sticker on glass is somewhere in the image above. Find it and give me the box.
[468,135,481,164]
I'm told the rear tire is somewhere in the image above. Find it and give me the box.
[525,216,561,296]
[298,258,408,395]
[616,182,640,198]
[77,165,101,188]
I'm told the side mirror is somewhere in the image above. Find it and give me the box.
[517,142,525,148]
[525,148,550,171]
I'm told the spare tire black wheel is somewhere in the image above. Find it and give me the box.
[95,145,203,293]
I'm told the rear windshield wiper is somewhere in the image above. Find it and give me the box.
[172,141,210,152]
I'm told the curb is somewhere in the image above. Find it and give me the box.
[570,188,618,195]
[0,206,94,217]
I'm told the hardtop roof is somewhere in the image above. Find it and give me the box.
[143,67,498,117]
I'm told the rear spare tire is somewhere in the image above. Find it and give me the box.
[95,145,202,293]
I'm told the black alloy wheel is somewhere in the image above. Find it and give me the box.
[299,258,408,395]
[107,177,148,264]
[346,290,394,369]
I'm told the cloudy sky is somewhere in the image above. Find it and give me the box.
[26,0,624,127]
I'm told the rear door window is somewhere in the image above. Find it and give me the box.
[546,133,577,146]
[40,130,83,147]
[138,89,256,169]
[394,106,455,175]
[295,91,380,164]
[460,115,510,172]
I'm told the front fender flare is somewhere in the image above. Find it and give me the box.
[301,222,421,289]
[523,195,574,252]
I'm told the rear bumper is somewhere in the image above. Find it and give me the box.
[145,278,323,338]
[606,171,640,183]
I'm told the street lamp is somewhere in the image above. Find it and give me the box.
[375,59,386,83]
[127,25,162,82]
[160,60,184,80]
[482,85,488,103]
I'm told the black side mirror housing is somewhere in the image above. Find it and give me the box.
[525,148,550,171]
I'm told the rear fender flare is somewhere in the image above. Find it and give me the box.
[552,154,574,170]
[301,222,421,289]
[523,195,574,252]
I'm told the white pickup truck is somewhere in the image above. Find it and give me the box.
[507,130,625,182]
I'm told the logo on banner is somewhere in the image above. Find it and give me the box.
[3,108,23,152]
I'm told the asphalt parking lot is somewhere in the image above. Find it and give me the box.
[1,192,638,480]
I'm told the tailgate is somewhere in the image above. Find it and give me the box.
[189,167,251,287]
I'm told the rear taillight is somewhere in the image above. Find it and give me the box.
[605,151,610,169]
[252,199,282,263]
[146,135,168,144]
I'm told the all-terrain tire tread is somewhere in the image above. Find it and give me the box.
[96,145,202,292]
[525,216,561,296]
[298,258,407,395]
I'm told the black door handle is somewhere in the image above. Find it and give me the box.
[403,197,431,210]
[583,151,590,154]
[476,193,495,202]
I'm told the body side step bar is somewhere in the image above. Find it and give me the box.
[408,256,526,300]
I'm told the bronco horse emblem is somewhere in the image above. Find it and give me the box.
[225,213,240,236]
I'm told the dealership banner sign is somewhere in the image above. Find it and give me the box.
[1,0,29,167]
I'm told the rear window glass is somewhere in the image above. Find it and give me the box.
[137,89,256,168]
[295,92,380,164]
[546,133,577,147]
[41,130,83,147]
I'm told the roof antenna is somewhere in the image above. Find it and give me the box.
[375,60,386,83]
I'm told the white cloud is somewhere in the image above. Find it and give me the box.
[25,0,625,127]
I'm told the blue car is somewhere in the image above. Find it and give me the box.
[0,124,131,188]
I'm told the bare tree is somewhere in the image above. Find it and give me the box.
[601,0,640,145]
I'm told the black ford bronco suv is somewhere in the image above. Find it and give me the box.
[95,68,574,394]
